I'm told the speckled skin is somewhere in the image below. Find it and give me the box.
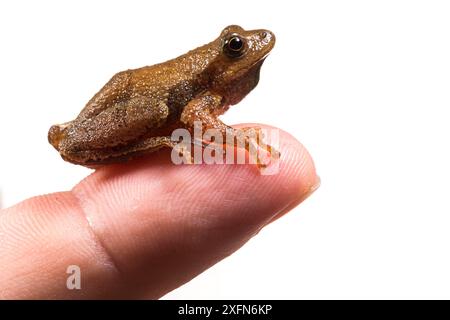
[48,25,276,166]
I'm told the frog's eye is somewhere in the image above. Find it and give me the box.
[223,35,246,58]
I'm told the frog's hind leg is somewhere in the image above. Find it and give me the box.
[125,136,194,164]
[57,95,172,165]
[70,136,193,166]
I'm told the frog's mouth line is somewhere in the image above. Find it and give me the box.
[250,56,267,69]
[252,51,271,67]
[260,52,270,61]
[232,56,267,79]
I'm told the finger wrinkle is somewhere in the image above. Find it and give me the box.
[69,187,123,278]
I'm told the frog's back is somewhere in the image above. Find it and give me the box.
[80,43,219,125]
[130,45,218,121]
[127,62,203,123]
[127,44,219,104]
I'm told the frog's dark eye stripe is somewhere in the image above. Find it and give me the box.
[223,35,246,58]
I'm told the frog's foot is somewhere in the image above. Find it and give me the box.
[256,142,281,169]
[233,126,280,168]
[196,126,280,168]
[171,141,195,164]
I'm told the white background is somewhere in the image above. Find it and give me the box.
[1,0,449,299]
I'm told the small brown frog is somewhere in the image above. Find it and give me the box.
[48,25,278,167]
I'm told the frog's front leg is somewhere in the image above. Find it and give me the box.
[180,93,279,167]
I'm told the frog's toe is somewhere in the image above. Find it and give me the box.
[48,122,73,150]
[48,125,63,150]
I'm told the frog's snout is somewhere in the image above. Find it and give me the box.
[249,28,275,57]
[260,29,275,47]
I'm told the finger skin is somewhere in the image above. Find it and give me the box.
[0,125,318,299]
